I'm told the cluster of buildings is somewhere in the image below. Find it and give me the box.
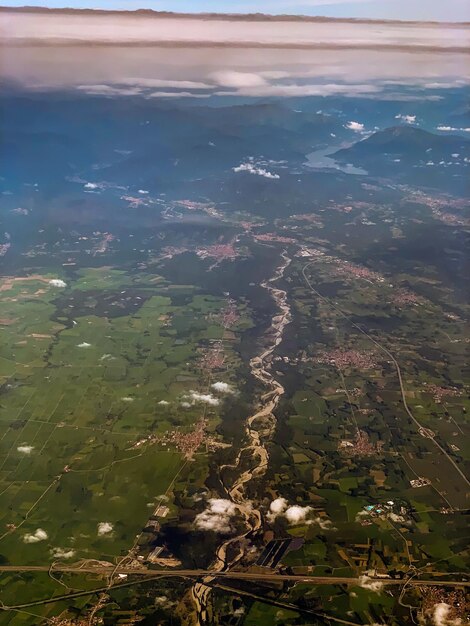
[314,348,378,370]
[356,499,411,526]
[339,429,383,457]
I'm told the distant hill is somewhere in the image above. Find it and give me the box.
[1,130,91,182]
[333,126,470,163]
[0,96,351,188]
[2,6,463,25]
[447,104,470,127]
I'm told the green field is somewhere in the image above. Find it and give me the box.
[0,269,248,618]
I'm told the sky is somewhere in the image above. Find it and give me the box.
[2,0,470,22]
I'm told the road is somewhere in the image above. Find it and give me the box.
[0,565,468,587]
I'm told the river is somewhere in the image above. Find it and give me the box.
[191,249,292,623]
[305,146,368,175]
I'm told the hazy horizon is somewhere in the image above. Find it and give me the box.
[1,7,469,98]
[1,0,470,22]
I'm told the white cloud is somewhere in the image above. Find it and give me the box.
[84,182,98,190]
[121,396,134,402]
[97,522,114,536]
[313,515,334,530]
[217,82,381,99]
[427,602,463,626]
[51,547,75,559]
[194,498,238,533]
[358,574,384,593]
[138,189,149,194]
[211,382,235,394]
[49,279,67,288]
[77,84,143,97]
[233,162,280,179]
[17,445,34,454]
[395,114,416,124]
[210,71,268,89]
[267,498,323,526]
[119,77,210,89]
[185,391,220,406]
[147,91,210,99]
[76,72,383,102]
[155,494,169,502]
[346,121,365,132]
[267,497,288,522]
[284,504,313,524]
[77,342,91,348]
[180,401,192,408]
[436,125,470,132]
[23,528,48,543]
[158,400,170,406]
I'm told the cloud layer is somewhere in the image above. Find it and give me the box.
[2,11,469,98]
[4,12,469,50]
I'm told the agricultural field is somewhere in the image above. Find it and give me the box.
[0,264,253,619]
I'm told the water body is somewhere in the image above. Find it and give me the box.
[305,146,368,175]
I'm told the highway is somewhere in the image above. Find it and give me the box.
[0,565,468,587]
